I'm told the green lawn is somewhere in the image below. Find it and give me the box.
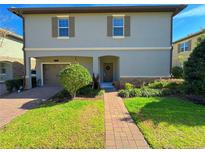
[0,99,104,149]
[124,97,205,148]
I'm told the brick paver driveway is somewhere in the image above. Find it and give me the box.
[0,86,61,127]
[104,92,149,149]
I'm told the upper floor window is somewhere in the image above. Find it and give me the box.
[112,16,124,37]
[180,41,189,52]
[58,18,69,37]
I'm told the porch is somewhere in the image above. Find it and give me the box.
[25,55,120,88]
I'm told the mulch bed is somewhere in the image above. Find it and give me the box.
[184,95,205,105]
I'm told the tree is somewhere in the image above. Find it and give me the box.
[184,40,205,95]
[0,29,9,47]
[59,64,92,98]
[177,54,186,67]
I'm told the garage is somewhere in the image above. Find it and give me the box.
[43,64,68,86]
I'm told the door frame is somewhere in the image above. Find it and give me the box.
[103,63,113,82]
[40,62,70,86]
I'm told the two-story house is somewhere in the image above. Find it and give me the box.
[9,5,186,89]
[0,29,36,95]
[0,29,24,95]
[172,29,205,67]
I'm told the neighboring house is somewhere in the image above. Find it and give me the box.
[0,29,24,95]
[172,29,205,67]
[9,5,186,89]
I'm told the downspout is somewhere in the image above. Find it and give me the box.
[170,13,174,77]
[21,13,26,89]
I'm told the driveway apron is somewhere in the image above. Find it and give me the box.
[0,86,61,127]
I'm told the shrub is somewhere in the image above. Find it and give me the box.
[118,88,162,98]
[124,83,134,90]
[118,89,130,98]
[77,85,104,97]
[140,87,162,97]
[161,88,181,96]
[129,88,142,97]
[171,66,183,79]
[51,89,71,103]
[5,78,24,93]
[148,80,169,89]
[148,79,184,89]
[184,40,205,95]
[59,64,92,98]
[5,80,13,93]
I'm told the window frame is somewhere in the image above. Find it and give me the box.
[57,18,70,39]
[0,63,8,82]
[112,15,125,38]
[0,63,6,75]
[180,41,189,52]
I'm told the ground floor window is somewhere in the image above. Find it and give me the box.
[0,62,10,81]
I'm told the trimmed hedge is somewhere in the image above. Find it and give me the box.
[59,64,92,98]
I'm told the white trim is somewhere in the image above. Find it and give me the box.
[56,15,69,18]
[120,76,171,78]
[25,47,172,51]
[40,62,70,86]
[112,14,125,17]
[112,36,125,39]
[56,37,70,39]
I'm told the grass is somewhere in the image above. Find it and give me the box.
[0,99,104,149]
[124,97,205,148]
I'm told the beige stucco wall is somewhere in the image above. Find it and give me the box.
[23,11,172,88]
[24,12,172,48]
[0,37,24,80]
[0,37,23,59]
[28,49,170,80]
[0,36,36,80]
[172,33,205,66]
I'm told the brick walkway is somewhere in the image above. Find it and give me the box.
[0,86,61,127]
[104,92,149,149]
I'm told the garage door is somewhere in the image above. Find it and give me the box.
[43,64,67,86]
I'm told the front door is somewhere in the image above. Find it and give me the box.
[103,63,113,82]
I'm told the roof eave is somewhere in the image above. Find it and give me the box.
[8,5,187,17]
[173,29,205,44]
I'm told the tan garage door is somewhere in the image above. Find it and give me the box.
[43,64,67,86]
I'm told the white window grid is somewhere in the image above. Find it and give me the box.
[112,16,124,37]
[58,18,69,37]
